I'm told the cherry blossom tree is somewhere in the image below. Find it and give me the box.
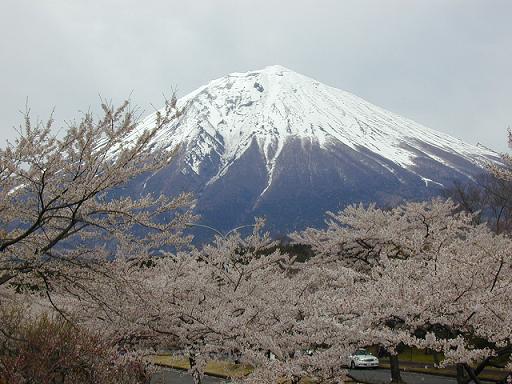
[0,97,195,383]
[292,199,512,384]
[0,303,151,384]
[0,97,195,298]
[66,220,293,383]
[70,218,365,384]
[233,248,360,384]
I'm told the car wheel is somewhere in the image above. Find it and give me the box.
[350,361,356,369]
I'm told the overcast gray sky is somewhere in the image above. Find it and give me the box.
[1,0,510,151]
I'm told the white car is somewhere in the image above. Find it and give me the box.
[348,349,379,369]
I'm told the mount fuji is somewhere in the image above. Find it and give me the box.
[131,65,500,239]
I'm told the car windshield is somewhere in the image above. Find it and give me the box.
[355,349,370,355]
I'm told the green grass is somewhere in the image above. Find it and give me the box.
[150,355,355,383]
[151,355,253,378]
[382,348,443,364]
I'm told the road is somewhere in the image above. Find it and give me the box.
[151,367,496,384]
[349,368,495,384]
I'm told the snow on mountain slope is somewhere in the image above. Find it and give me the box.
[125,65,502,240]
[138,65,497,195]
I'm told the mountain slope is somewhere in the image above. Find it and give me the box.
[132,65,500,238]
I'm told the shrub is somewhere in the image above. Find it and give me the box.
[0,306,150,384]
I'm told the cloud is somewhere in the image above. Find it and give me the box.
[0,0,510,151]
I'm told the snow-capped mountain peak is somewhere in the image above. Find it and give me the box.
[129,66,501,240]
[140,65,496,195]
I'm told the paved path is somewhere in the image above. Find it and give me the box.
[151,368,229,384]
[151,367,495,384]
[349,368,494,384]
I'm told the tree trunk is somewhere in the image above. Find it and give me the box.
[432,351,441,366]
[464,364,482,384]
[52,372,65,384]
[189,354,201,384]
[456,363,466,384]
[389,354,404,383]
